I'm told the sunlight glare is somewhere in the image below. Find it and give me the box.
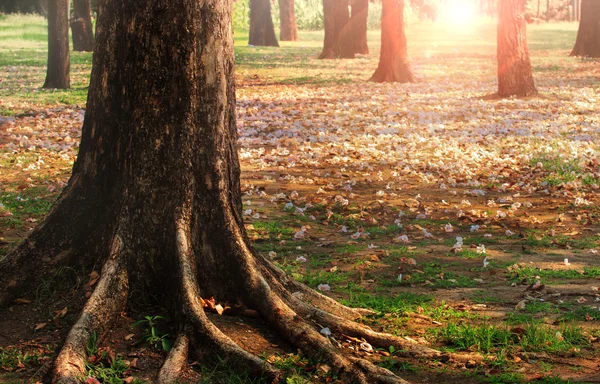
[442,0,479,28]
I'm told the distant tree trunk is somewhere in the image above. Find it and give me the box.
[350,0,369,54]
[570,0,600,57]
[249,0,279,47]
[43,0,70,89]
[278,0,298,41]
[319,0,354,59]
[369,0,413,82]
[70,0,95,52]
[497,0,537,97]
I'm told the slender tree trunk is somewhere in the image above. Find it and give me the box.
[570,0,600,57]
[497,0,537,97]
[369,0,413,82]
[350,0,369,54]
[249,0,279,47]
[278,0,298,41]
[70,0,95,51]
[1,0,444,383]
[43,0,70,89]
[319,0,354,59]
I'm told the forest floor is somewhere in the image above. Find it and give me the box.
[1,14,600,384]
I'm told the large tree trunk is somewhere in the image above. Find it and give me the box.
[70,0,95,52]
[0,0,445,383]
[370,0,413,82]
[319,0,355,59]
[278,0,298,41]
[570,0,600,57]
[249,0,279,47]
[43,0,70,89]
[350,0,369,54]
[497,0,537,97]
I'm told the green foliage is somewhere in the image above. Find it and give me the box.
[433,321,588,355]
[342,291,433,314]
[132,315,172,352]
[0,346,50,371]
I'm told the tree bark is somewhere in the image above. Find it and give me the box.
[43,0,70,89]
[0,0,444,382]
[278,0,298,41]
[319,0,355,59]
[249,0,279,47]
[350,0,369,54]
[497,0,537,97]
[570,0,600,57]
[70,0,95,52]
[369,0,413,83]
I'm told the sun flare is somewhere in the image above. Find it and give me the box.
[442,0,479,27]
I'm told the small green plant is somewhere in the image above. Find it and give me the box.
[86,331,99,357]
[0,346,51,372]
[132,315,172,352]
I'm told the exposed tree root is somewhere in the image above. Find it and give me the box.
[176,227,282,381]
[42,221,464,384]
[51,237,128,384]
[157,333,189,384]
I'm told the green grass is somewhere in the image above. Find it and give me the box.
[0,346,51,371]
[342,291,433,315]
[433,321,588,355]
[509,265,600,281]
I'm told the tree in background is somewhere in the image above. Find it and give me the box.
[350,0,369,54]
[319,0,354,59]
[278,0,298,41]
[370,0,413,82]
[570,0,600,57]
[497,0,537,97]
[43,0,70,89]
[249,0,279,46]
[70,0,95,52]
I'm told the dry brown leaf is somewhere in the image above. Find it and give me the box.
[34,323,47,331]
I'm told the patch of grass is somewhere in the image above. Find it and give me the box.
[296,269,351,289]
[450,248,485,259]
[0,346,51,372]
[525,233,600,250]
[433,321,589,355]
[368,224,402,237]
[505,312,537,325]
[522,301,559,314]
[252,220,295,240]
[508,265,600,281]
[559,306,600,322]
[84,333,138,384]
[342,291,433,315]
[484,372,526,384]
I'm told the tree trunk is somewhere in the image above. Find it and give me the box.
[278,0,298,41]
[497,0,537,97]
[70,0,95,52]
[0,0,445,383]
[570,0,600,57]
[43,0,70,89]
[369,0,413,83]
[350,0,369,54]
[249,0,279,47]
[319,0,355,59]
